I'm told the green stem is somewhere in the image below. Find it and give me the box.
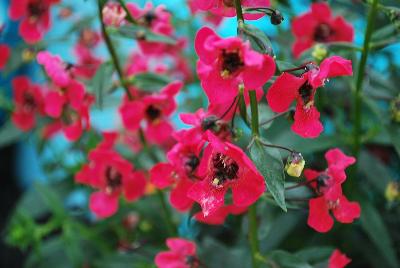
[98,0,133,100]
[353,0,379,163]
[248,90,261,268]
[234,0,244,22]
[156,190,176,237]
[116,0,138,24]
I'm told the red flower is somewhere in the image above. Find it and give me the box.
[194,0,270,20]
[75,133,146,218]
[119,81,182,145]
[195,27,275,109]
[102,2,127,27]
[188,0,224,26]
[194,204,247,225]
[328,249,351,268]
[292,2,354,58]
[187,131,265,216]
[155,238,198,268]
[11,76,44,131]
[37,51,71,87]
[304,148,360,232]
[0,44,10,69]
[266,56,352,138]
[9,0,60,44]
[73,43,102,79]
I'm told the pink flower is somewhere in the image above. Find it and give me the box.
[194,204,247,225]
[304,148,360,233]
[102,2,127,27]
[43,80,94,141]
[187,131,265,216]
[266,56,352,138]
[75,133,147,218]
[194,0,270,20]
[9,0,60,43]
[188,0,224,26]
[11,76,44,131]
[195,27,275,109]
[0,44,10,69]
[155,238,199,268]
[328,249,351,268]
[37,51,71,87]
[292,2,354,58]
[119,81,182,145]
[73,44,102,79]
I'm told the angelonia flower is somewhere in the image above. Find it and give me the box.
[194,204,247,225]
[304,148,360,233]
[266,56,353,138]
[0,44,10,69]
[102,1,127,27]
[188,0,224,26]
[194,0,270,20]
[187,131,265,216]
[195,26,275,110]
[328,249,351,268]
[155,238,199,268]
[292,2,354,58]
[11,76,44,131]
[9,0,60,43]
[75,132,147,218]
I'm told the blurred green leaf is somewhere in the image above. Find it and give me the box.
[240,24,274,55]
[267,250,313,268]
[295,246,334,264]
[250,139,286,211]
[0,120,23,148]
[360,198,399,268]
[91,62,114,109]
[128,72,172,92]
[112,25,177,44]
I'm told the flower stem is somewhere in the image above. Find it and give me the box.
[353,0,379,165]
[156,189,177,237]
[249,90,261,268]
[97,0,133,100]
[234,0,244,22]
[259,108,293,127]
[116,0,138,25]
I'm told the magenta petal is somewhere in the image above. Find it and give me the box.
[19,19,43,44]
[333,196,361,224]
[45,91,66,118]
[89,191,118,218]
[328,250,351,268]
[308,197,334,233]
[195,27,219,64]
[187,180,226,217]
[232,172,265,207]
[243,54,275,90]
[124,171,146,201]
[166,238,196,255]
[150,163,175,189]
[292,103,323,138]
[170,178,194,212]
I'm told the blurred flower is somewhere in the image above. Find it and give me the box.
[11,76,44,131]
[304,148,360,232]
[194,204,247,225]
[102,1,127,27]
[75,133,147,218]
[193,0,270,20]
[266,56,352,138]
[195,27,275,110]
[292,2,354,58]
[37,51,71,87]
[285,151,305,177]
[0,44,10,69]
[328,249,351,268]
[385,182,399,202]
[188,131,265,216]
[390,95,400,123]
[155,238,199,268]
[9,0,60,43]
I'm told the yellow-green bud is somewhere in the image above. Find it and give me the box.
[385,182,399,202]
[285,152,305,178]
[390,96,400,123]
[312,44,327,62]
[22,49,35,62]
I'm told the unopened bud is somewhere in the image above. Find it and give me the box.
[285,152,305,177]
[312,44,328,62]
[385,182,399,202]
[22,49,35,62]
[102,2,127,27]
[270,10,284,25]
[390,96,400,123]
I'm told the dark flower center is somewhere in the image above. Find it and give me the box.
[201,116,218,131]
[298,82,314,107]
[28,1,47,18]
[184,154,200,175]
[211,153,239,186]
[316,173,330,194]
[223,0,235,7]
[141,11,157,27]
[145,105,162,121]
[313,23,333,42]
[185,255,199,268]
[23,92,36,112]
[105,166,122,193]
[221,50,244,77]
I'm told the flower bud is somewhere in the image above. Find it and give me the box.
[102,2,127,27]
[390,96,400,123]
[22,49,35,62]
[285,152,305,177]
[270,10,284,25]
[385,182,399,202]
[312,44,328,62]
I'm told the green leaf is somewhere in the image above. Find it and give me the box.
[267,250,313,268]
[239,24,274,55]
[91,62,114,109]
[386,124,400,157]
[258,103,275,130]
[128,72,173,92]
[0,120,23,148]
[275,60,297,73]
[359,151,391,192]
[112,25,177,44]
[250,139,286,211]
[295,247,334,264]
[360,198,399,268]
